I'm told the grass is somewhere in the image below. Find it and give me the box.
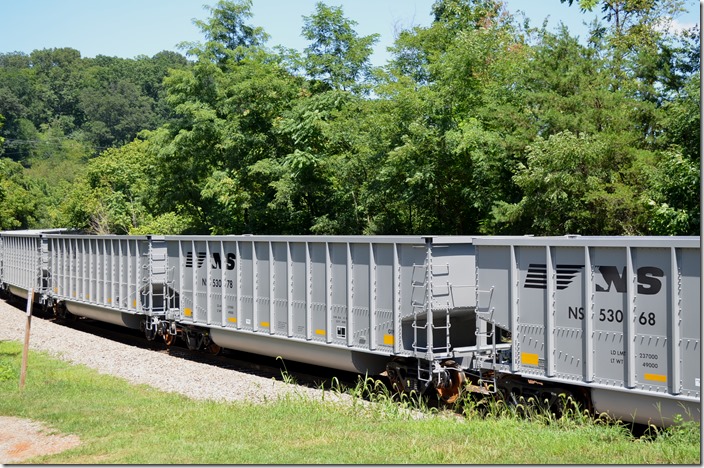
[0,340,700,464]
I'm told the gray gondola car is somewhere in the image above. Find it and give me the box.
[42,233,169,333]
[0,230,700,427]
[160,235,480,381]
[472,236,700,426]
[0,230,64,301]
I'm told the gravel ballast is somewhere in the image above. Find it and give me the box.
[0,299,350,405]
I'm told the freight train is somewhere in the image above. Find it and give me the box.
[0,229,700,427]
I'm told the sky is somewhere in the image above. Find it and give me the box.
[1,0,700,67]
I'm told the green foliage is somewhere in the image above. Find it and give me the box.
[563,0,686,35]
[0,47,188,231]
[58,139,159,234]
[129,212,191,236]
[370,0,529,234]
[302,3,379,93]
[491,131,650,235]
[0,0,699,236]
[259,89,356,234]
[79,80,153,148]
[187,0,269,63]
[0,361,16,381]
[0,113,4,152]
[150,41,301,234]
[0,157,43,229]
[662,74,700,161]
[0,48,187,158]
[644,148,700,234]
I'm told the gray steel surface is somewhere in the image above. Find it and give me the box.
[44,234,153,314]
[1,230,699,425]
[0,232,46,294]
[475,236,701,402]
[162,235,478,361]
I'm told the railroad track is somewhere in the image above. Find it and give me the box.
[18,300,368,396]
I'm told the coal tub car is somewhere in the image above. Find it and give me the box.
[0,230,700,426]
[471,236,700,426]
[42,234,169,335]
[159,235,479,398]
[0,229,65,301]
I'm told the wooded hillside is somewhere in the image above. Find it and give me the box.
[0,0,699,236]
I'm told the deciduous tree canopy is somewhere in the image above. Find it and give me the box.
[0,0,699,236]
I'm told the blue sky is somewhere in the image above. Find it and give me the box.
[1,0,699,67]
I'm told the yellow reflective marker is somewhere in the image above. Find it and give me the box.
[521,352,539,366]
[260,322,270,328]
[383,334,394,345]
[184,308,192,317]
[315,329,326,336]
[227,317,237,323]
[644,373,667,383]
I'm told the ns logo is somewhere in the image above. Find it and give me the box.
[185,251,237,270]
[595,265,664,295]
[525,264,665,295]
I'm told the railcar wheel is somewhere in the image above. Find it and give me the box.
[437,366,466,404]
[206,342,222,355]
[144,326,157,341]
[52,302,71,321]
[185,330,202,350]
[385,360,410,393]
[163,331,177,347]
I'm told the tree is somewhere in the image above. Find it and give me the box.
[0,52,38,160]
[185,0,269,63]
[660,56,700,161]
[258,89,356,234]
[145,0,303,234]
[79,79,155,148]
[58,139,188,234]
[490,131,653,235]
[302,2,379,93]
[368,0,529,234]
[2,0,698,237]
[559,0,685,37]
[29,48,86,127]
[0,157,43,229]
[644,148,699,235]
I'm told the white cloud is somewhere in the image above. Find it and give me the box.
[655,17,699,35]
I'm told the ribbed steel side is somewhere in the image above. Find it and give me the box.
[1,230,698,426]
[44,235,152,313]
[163,235,478,365]
[474,236,700,425]
[0,232,45,296]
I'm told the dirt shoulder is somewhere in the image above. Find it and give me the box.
[0,416,81,464]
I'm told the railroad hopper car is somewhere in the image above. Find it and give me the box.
[0,230,700,427]
[0,229,65,300]
[160,235,479,393]
[471,236,700,427]
[43,234,169,333]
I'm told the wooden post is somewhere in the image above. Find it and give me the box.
[19,288,34,391]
